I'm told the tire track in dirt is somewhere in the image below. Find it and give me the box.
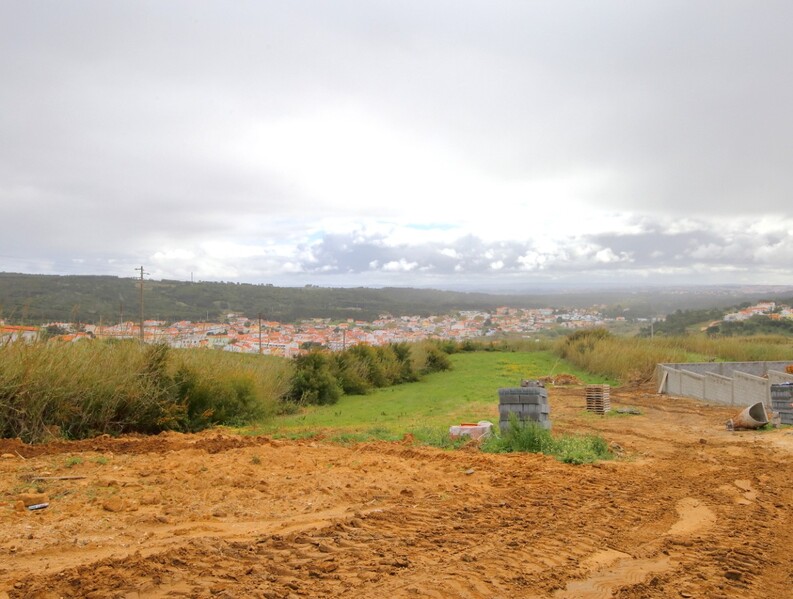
[4,387,793,598]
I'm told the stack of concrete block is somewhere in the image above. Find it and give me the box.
[498,386,551,432]
[770,383,793,425]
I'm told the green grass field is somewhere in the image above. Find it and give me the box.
[248,350,613,442]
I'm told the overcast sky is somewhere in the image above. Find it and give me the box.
[2,1,792,290]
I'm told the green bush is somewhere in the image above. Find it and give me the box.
[390,342,419,383]
[174,365,263,430]
[421,346,452,374]
[347,344,389,387]
[333,351,372,395]
[288,350,342,405]
[326,343,420,397]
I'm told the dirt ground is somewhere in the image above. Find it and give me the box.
[2,386,793,599]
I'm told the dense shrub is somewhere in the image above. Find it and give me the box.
[347,344,390,387]
[421,346,452,374]
[332,351,372,395]
[390,342,419,383]
[288,340,451,405]
[288,350,342,405]
[173,362,273,430]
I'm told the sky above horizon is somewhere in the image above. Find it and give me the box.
[2,1,792,290]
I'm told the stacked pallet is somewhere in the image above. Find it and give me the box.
[585,384,611,414]
[770,383,793,425]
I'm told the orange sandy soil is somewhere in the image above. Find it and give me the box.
[2,386,793,599]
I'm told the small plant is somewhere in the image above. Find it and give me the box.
[64,456,83,468]
[481,415,611,465]
[93,456,109,465]
[554,434,612,465]
[482,415,554,454]
[250,455,262,465]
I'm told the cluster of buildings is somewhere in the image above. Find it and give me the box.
[722,302,793,322]
[0,324,40,344]
[489,306,605,333]
[1,305,609,356]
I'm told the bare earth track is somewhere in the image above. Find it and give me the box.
[2,386,793,598]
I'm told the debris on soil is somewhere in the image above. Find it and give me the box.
[449,421,493,440]
[538,373,582,386]
[615,407,642,415]
[17,493,49,508]
[520,379,545,388]
[21,475,86,482]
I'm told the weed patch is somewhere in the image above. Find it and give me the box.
[481,415,612,464]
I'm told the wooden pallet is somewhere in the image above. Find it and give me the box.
[585,384,611,414]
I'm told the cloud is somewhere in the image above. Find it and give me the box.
[382,259,418,272]
[2,2,793,289]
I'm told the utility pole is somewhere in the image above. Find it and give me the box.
[334,326,347,351]
[258,313,263,354]
[135,266,148,343]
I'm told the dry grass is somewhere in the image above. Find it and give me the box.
[554,329,793,384]
[0,339,292,442]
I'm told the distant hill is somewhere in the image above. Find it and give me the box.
[1,272,789,325]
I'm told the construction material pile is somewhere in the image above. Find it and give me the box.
[771,383,793,425]
[498,382,551,431]
[585,384,611,415]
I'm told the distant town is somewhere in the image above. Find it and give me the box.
[1,305,611,356]
[3,301,791,356]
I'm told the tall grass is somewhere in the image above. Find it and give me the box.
[665,335,793,362]
[554,329,793,384]
[0,340,292,442]
[173,349,292,429]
